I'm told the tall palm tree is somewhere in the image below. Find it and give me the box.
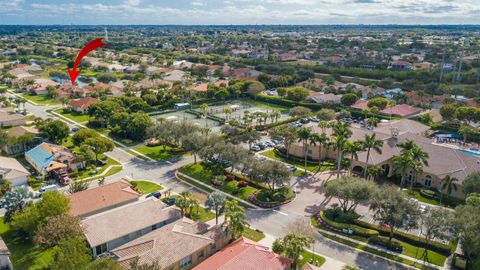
[270,110,281,123]
[199,103,209,127]
[396,140,429,189]
[367,165,384,181]
[440,175,458,204]
[392,152,414,186]
[331,121,352,179]
[224,107,232,121]
[309,132,329,170]
[343,140,362,175]
[361,133,384,179]
[224,200,248,239]
[297,127,312,174]
[318,120,330,133]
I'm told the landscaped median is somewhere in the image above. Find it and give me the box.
[312,210,451,268]
[261,149,336,173]
[177,162,295,208]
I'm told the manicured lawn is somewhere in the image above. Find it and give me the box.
[0,218,55,270]
[262,149,334,172]
[242,227,266,242]
[75,158,122,180]
[54,108,92,123]
[402,189,458,208]
[179,163,259,201]
[189,207,216,222]
[311,217,447,267]
[298,251,326,268]
[20,94,59,105]
[133,144,183,161]
[130,180,163,194]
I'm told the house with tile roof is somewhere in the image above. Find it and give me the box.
[287,119,477,199]
[0,107,26,128]
[0,156,30,187]
[81,198,182,257]
[111,217,229,270]
[25,142,82,177]
[380,104,422,118]
[68,97,100,114]
[69,180,140,218]
[193,237,292,270]
[2,126,41,154]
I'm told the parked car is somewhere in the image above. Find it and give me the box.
[300,118,310,124]
[287,165,297,172]
[264,141,275,147]
[164,197,176,206]
[251,145,261,151]
[419,204,429,213]
[146,191,162,199]
[37,184,59,197]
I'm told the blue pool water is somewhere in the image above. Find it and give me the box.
[458,149,480,157]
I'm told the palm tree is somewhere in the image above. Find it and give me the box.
[392,152,414,186]
[440,175,458,204]
[270,110,281,123]
[199,103,209,127]
[331,121,352,179]
[309,132,329,170]
[318,120,330,133]
[297,127,312,174]
[361,133,384,179]
[176,191,193,217]
[397,140,429,189]
[343,141,362,175]
[224,200,248,239]
[367,165,384,181]
[224,107,232,121]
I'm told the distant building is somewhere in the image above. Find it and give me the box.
[380,104,422,118]
[2,126,41,155]
[0,107,26,128]
[389,60,414,71]
[307,93,342,104]
[25,142,82,177]
[68,97,100,114]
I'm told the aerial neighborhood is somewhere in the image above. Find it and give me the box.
[0,23,479,270]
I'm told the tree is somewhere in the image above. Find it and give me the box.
[309,132,329,169]
[289,106,311,118]
[331,121,352,179]
[77,144,96,168]
[343,141,362,175]
[0,129,7,149]
[274,233,313,270]
[459,125,478,143]
[129,258,163,270]
[72,129,99,145]
[249,160,292,192]
[466,194,480,206]
[50,238,92,270]
[341,93,359,106]
[367,97,389,110]
[97,73,117,84]
[37,119,69,144]
[224,200,247,239]
[418,208,455,265]
[199,103,209,127]
[34,214,83,248]
[286,86,309,102]
[463,171,480,195]
[182,133,217,163]
[205,191,226,225]
[454,205,480,265]
[369,185,419,245]
[84,137,114,165]
[316,108,336,121]
[392,151,414,187]
[68,180,89,194]
[176,190,194,217]
[361,133,384,178]
[297,127,311,174]
[325,176,378,212]
[85,257,122,270]
[247,81,266,98]
[270,125,298,158]
[439,104,458,122]
[3,186,32,222]
[366,165,383,181]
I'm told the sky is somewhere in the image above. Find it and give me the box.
[1,0,479,25]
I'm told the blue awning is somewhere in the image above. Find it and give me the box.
[435,134,461,139]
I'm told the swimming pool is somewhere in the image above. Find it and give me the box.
[458,149,480,157]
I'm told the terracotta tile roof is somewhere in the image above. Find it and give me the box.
[68,97,100,110]
[193,83,209,92]
[112,218,221,269]
[69,180,140,217]
[373,119,430,136]
[351,99,369,110]
[380,104,422,118]
[193,237,292,270]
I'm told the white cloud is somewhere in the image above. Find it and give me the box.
[191,1,205,6]
[125,0,141,6]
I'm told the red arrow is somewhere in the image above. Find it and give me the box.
[68,38,110,85]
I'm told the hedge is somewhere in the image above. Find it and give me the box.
[318,211,379,238]
[255,117,299,131]
[353,219,452,255]
[368,236,403,253]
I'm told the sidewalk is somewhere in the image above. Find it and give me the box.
[317,227,442,270]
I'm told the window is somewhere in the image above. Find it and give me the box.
[95,243,107,256]
[211,243,216,251]
[198,250,205,259]
[424,175,432,187]
[180,256,192,268]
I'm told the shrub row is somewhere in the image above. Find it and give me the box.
[248,191,296,208]
[318,211,379,238]
[353,219,451,255]
[255,117,299,131]
[368,236,403,253]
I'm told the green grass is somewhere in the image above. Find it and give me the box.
[243,99,290,114]
[75,158,121,180]
[54,108,92,123]
[0,218,55,270]
[189,207,216,222]
[261,149,335,172]
[20,94,59,105]
[298,251,326,268]
[311,217,446,267]
[133,144,183,161]
[242,227,266,242]
[402,190,458,209]
[130,180,163,194]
